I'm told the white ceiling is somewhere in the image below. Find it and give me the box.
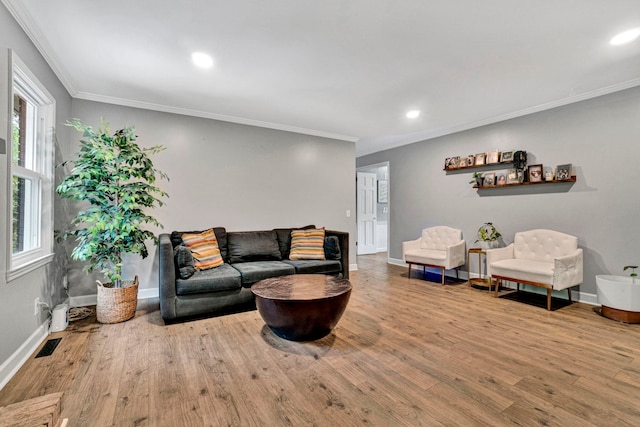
[5,0,640,156]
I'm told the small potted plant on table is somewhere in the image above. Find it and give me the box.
[475,222,502,249]
[56,119,168,323]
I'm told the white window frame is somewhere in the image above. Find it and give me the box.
[6,52,55,281]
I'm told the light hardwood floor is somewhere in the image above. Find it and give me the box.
[2,253,640,426]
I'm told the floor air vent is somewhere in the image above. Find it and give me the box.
[35,338,62,358]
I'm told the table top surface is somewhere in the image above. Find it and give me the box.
[251,274,352,301]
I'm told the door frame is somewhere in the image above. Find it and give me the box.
[356,161,390,258]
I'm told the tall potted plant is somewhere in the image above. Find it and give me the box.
[57,119,168,323]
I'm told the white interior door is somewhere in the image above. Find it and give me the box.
[357,172,377,255]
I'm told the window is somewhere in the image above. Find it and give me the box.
[8,53,55,280]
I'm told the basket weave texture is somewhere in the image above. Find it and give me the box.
[96,276,139,323]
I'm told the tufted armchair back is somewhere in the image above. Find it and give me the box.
[420,226,463,251]
[513,229,578,263]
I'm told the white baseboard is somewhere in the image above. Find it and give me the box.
[138,287,159,300]
[386,257,597,305]
[349,263,358,271]
[0,321,49,391]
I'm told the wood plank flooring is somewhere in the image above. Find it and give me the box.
[2,253,640,426]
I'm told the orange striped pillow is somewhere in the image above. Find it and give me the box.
[289,228,326,260]
[182,229,224,270]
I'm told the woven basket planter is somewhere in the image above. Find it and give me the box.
[96,276,139,324]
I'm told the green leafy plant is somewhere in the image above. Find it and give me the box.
[56,119,168,287]
[475,222,502,243]
[469,172,483,185]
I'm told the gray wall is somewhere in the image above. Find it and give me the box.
[357,86,640,299]
[68,100,357,296]
[0,4,72,366]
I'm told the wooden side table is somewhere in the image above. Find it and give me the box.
[467,248,495,291]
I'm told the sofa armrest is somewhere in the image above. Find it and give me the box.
[486,244,514,277]
[325,230,349,279]
[402,238,421,262]
[445,240,466,269]
[158,233,177,320]
[553,248,583,290]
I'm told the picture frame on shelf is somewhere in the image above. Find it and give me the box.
[506,168,519,184]
[556,163,572,180]
[450,156,460,169]
[474,153,486,166]
[500,150,514,163]
[528,164,543,182]
[483,172,496,187]
[457,157,468,168]
[497,173,507,186]
[444,158,452,169]
[486,151,500,164]
[466,155,475,167]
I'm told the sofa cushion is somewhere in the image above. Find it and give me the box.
[274,225,316,259]
[174,245,195,279]
[228,230,282,263]
[175,263,242,295]
[324,236,342,261]
[171,227,228,261]
[289,228,326,260]
[282,260,342,275]
[232,261,295,286]
[182,229,224,270]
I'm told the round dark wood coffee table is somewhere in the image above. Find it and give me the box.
[251,274,352,341]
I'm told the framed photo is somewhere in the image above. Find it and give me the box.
[466,155,475,167]
[474,153,486,166]
[450,156,460,169]
[496,173,507,186]
[486,151,499,164]
[556,163,572,180]
[506,168,519,184]
[500,150,514,163]
[483,172,496,187]
[444,158,452,169]
[457,157,467,168]
[377,180,388,203]
[528,164,543,182]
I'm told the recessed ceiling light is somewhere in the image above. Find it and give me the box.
[406,110,420,119]
[610,27,640,46]
[191,52,213,68]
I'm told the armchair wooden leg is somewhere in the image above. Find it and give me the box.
[408,263,412,279]
[441,267,445,285]
[568,288,572,303]
[494,278,500,297]
[455,268,459,279]
[547,289,552,311]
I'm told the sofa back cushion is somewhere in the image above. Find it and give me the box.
[420,226,462,250]
[228,230,282,263]
[324,236,342,261]
[171,227,227,261]
[514,229,578,262]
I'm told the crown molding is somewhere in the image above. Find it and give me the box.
[357,77,640,157]
[2,0,79,96]
[74,91,359,142]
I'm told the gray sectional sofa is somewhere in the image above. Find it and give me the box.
[159,226,349,322]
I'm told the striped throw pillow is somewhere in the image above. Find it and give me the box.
[289,228,326,260]
[182,229,224,270]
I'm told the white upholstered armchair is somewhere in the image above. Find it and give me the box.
[487,229,583,310]
[402,226,466,284]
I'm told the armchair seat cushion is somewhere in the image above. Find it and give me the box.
[490,258,553,286]
[404,249,447,264]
